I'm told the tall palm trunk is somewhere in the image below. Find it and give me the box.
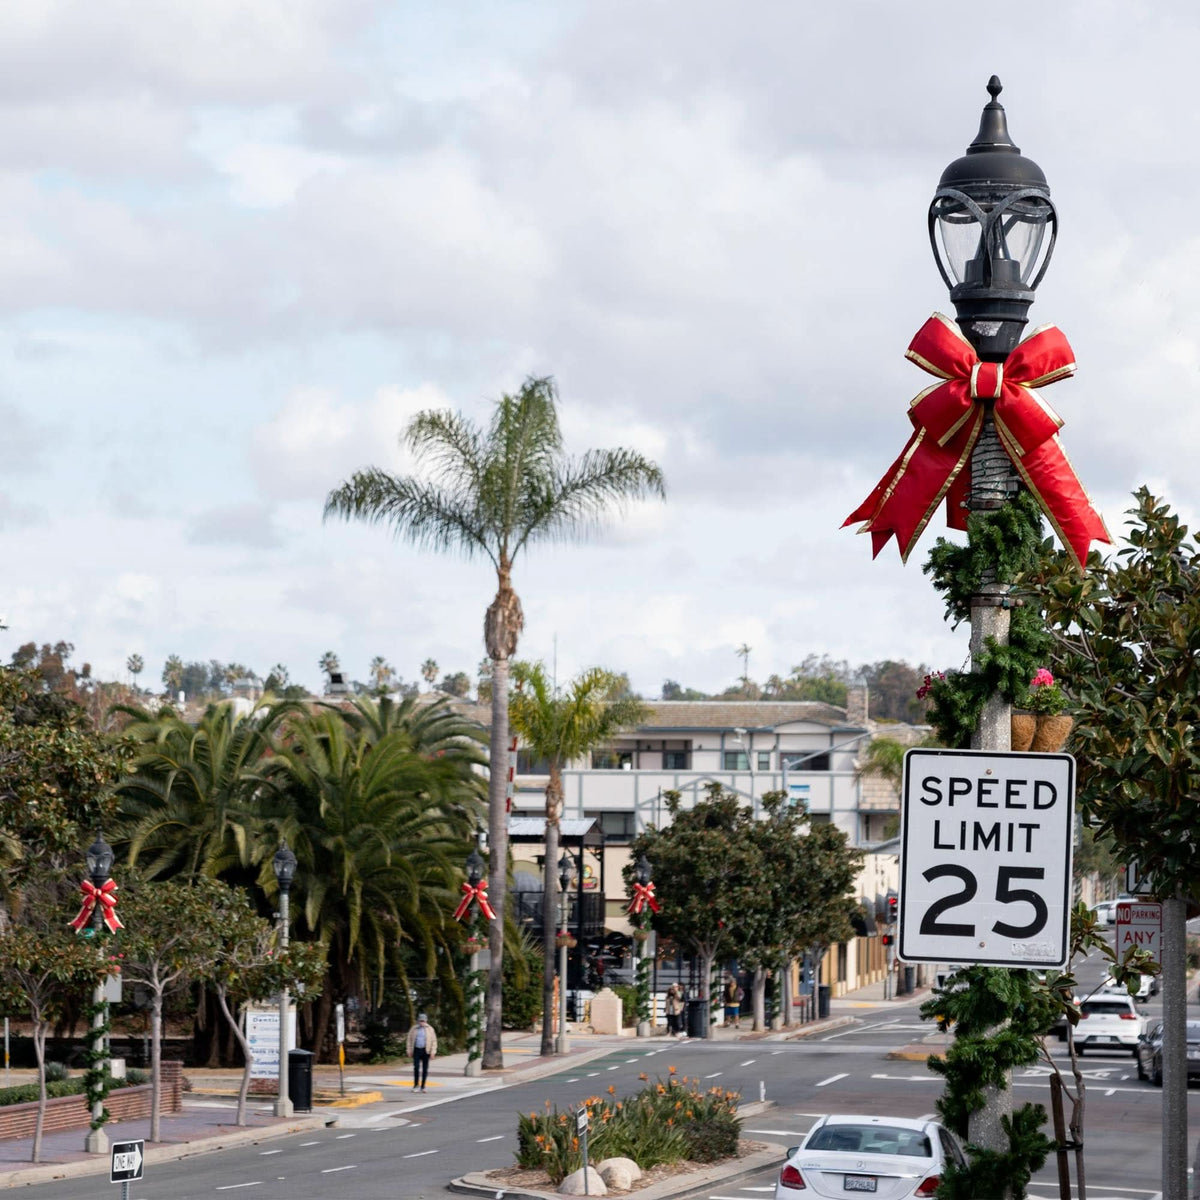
[150,989,163,1141]
[540,765,563,1055]
[483,564,522,1071]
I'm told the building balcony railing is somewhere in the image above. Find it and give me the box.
[511,890,606,939]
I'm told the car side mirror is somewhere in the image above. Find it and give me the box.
[786,1146,799,1158]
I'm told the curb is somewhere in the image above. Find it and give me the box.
[450,1141,786,1200]
[316,1090,384,1107]
[0,1114,329,1190]
[783,1016,856,1040]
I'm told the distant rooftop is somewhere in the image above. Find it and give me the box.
[637,700,853,731]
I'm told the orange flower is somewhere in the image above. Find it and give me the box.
[607,1085,616,1095]
[667,1117,674,1126]
[668,1064,677,1074]
[638,1072,648,1081]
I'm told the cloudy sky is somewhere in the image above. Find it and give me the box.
[2,1,1197,698]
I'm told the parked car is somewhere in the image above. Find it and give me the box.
[1090,900,1117,925]
[1099,973,1155,1002]
[1135,1020,1200,1086]
[1074,994,1143,1055]
[776,1114,966,1198]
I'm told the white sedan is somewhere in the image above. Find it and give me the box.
[776,1114,966,1198]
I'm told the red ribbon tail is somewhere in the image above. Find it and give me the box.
[68,902,93,932]
[452,896,472,921]
[103,910,124,933]
[647,897,661,914]
[478,898,497,921]
[1014,438,1111,568]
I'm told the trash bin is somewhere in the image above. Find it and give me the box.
[288,1048,314,1112]
[903,966,916,996]
[686,998,708,1038]
[817,984,831,1019]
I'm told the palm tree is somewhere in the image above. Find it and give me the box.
[508,662,647,1054]
[259,709,481,1054]
[736,643,752,691]
[112,701,295,881]
[127,654,144,690]
[162,654,184,697]
[324,375,665,1067]
[368,656,394,693]
[421,658,439,690]
[319,651,340,681]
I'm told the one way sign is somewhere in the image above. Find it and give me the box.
[110,1139,144,1183]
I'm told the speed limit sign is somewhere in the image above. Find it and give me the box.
[899,748,1075,968]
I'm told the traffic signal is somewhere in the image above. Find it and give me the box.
[881,934,894,947]
[886,893,898,923]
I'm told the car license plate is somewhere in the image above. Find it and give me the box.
[844,1177,877,1193]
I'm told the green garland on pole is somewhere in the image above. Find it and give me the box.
[463,915,485,1067]
[81,994,112,1131]
[631,910,652,1026]
[918,491,1058,1195]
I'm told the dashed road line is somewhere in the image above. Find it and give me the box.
[216,1184,262,1191]
[321,1165,357,1173]
[816,1073,848,1087]
[403,1149,439,1159]
[335,1133,355,1139]
[477,1135,505,1143]
[259,1149,282,1155]
[704,1071,723,1079]
[299,1141,320,1146]
[739,1059,756,1066]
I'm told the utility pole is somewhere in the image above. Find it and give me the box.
[1161,897,1187,1199]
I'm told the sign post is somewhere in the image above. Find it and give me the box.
[576,1106,590,1195]
[110,1138,144,1199]
[899,748,1075,968]
[336,1003,346,1096]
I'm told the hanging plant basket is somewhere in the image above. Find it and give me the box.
[463,937,485,955]
[1011,710,1037,752]
[1032,713,1074,753]
[555,933,577,949]
[631,928,651,943]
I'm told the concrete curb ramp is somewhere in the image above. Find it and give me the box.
[0,1115,330,1189]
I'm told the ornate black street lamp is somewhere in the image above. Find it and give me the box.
[272,838,297,1117]
[83,830,115,1154]
[464,835,486,1077]
[633,855,652,1037]
[556,851,575,1054]
[929,76,1056,361]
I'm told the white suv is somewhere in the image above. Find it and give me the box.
[1075,994,1143,1055]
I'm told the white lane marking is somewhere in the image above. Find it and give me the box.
[1105,1088,1117,1096]
[871,1073,936,1082]
[745,1128,812,1136]
[259,1149,282,1156]
[739,1059,756,1066]
[626,1057,639,1063]
[216,1185,262,1191]
[403,1149,439,1159]
[565,1077,579,1083]
[335,1133,355,1139]
[704,1071,723,1079]
[607,1065,620,1070]
[321,1165,357,1173]
[477,1135,505,1143]
[771,1050,785,1055]
[299,1141,320,1146]
[587,1072,600,1077]
[816,1073,848,1087]
[742,1189,778,1193]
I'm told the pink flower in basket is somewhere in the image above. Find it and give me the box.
[1025,668,1066,715]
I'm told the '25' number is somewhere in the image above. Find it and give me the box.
[918,864,1047,939]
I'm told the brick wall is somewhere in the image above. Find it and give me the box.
[0,1060,183,1141]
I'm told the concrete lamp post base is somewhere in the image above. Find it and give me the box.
[84,1126,108,1154]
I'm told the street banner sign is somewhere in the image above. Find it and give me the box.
[1116,900,1162,964]
[899,748,1075,967]
[110,1139,144,1183]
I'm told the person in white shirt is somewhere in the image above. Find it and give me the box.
[405,1013,437,1091]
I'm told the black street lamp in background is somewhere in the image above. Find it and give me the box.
[83,830,114,1155]
[272,839,297,1118]
[556,851,575,1055]
[928,75,1056,361]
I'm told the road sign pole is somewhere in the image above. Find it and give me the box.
[1162,897,1188,1200]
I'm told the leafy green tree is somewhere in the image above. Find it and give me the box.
[421,658,439,689]
[661,679,708,701]
[508,662,647,1053]
[0,666,128,873]
[324,374,665,1067]
[195,883,326,1124]
[1036,488,1200,900]
[439,671,472,698]
[628,785,763,1038]
[126,654,144,687]
[0,871,113,1161]
[259,708,479,1056]
[318,651,340,681]
[119,877,250,1141]
[333,693,488,770]
[161,654,184,696]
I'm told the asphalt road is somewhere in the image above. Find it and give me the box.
[45,940,1177,1199]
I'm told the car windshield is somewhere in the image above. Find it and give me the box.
[806,1125,931,1157]
[1081,1001,1133,1016]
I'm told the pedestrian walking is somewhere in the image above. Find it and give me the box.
[665,983,685,1037]
[406,1012,437,1091]
[724,975,743,1030]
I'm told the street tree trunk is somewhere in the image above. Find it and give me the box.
[215,988,252,1126]
[541,766,563,1056]
[150,988,163,1142]
[31,1019,46,1163]
[751,965,766,1031]
[699,952,714,1040]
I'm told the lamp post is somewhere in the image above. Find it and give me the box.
[464,839,485,1077]
[633,855,652,1038]
[929,77,1056,1181]
[83,831,114,1155]
[556,851,574,1055]
[272,839,297,1119]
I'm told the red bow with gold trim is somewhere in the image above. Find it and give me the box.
[68,878,124,934]
[844,313,1109,568]
[627,881,661,916]
[453,879,497,922]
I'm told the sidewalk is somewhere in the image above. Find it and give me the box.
[0,1000,898,1189]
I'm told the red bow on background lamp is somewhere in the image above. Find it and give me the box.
[68,878,124,934]
[627,881,661,916]
[453,879,497,922]
[844,313,1109,568]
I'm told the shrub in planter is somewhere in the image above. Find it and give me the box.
[611,984,639,1027]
